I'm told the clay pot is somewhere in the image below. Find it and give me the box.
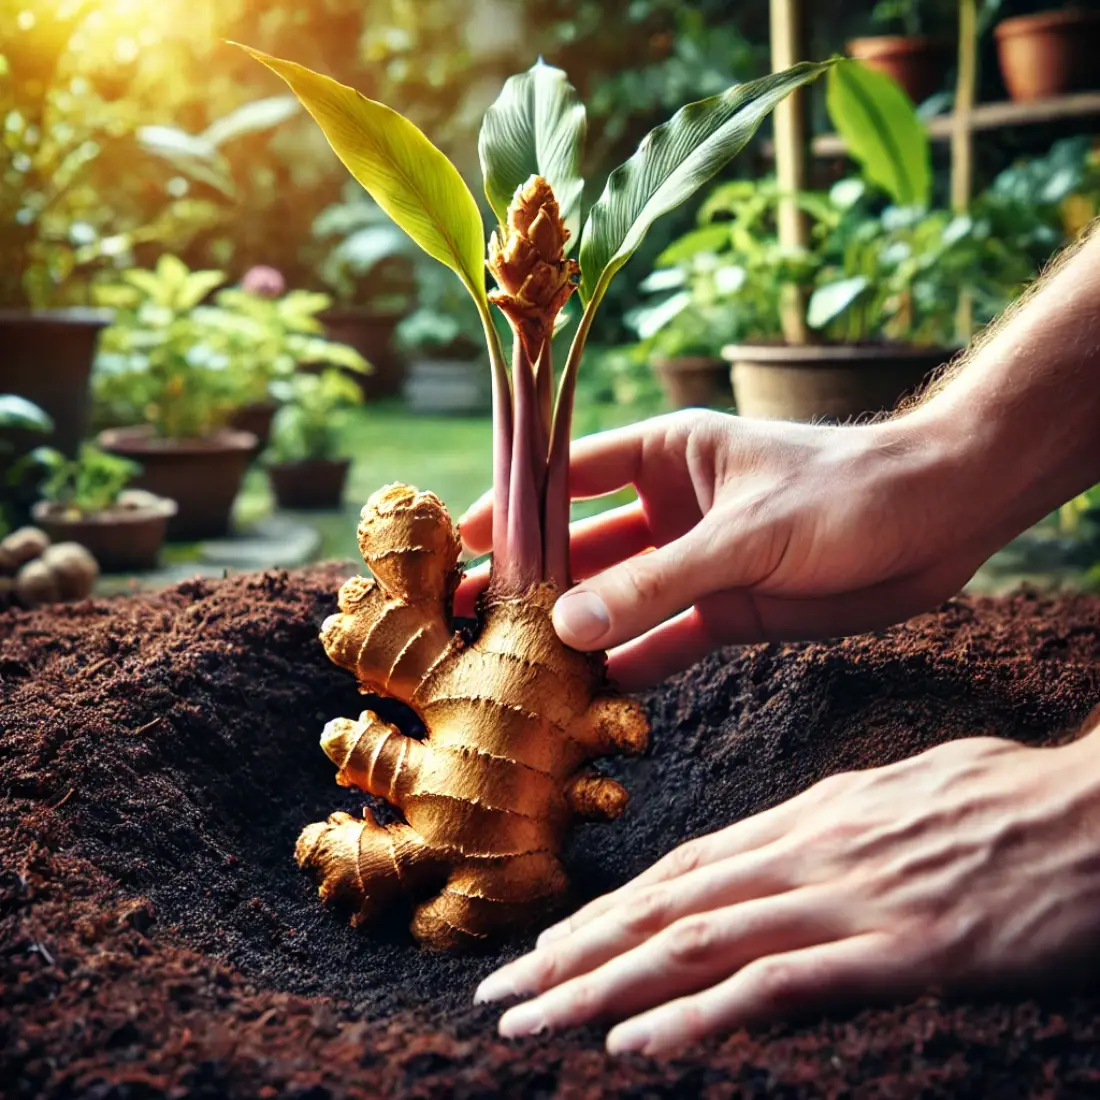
[267,458,350,511]
[846,35,951,104]
[723,343,955,423]
[32,490,177,573]
[0,308,111,456]
[97,426,257,541]
[994,9,1100,102]
[228,400,279,454]
[652,356,730,410]
[403,357,491,415]
[321,307,405,399]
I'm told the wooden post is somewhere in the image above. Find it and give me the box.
[770,0,811,345]
[953,0,978,342]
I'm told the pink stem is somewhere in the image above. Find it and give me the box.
[490,343,513,588]
[542,360,576,591]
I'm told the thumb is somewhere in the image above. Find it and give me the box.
[552,519,725,651]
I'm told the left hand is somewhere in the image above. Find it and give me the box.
[473,732,1100,1056]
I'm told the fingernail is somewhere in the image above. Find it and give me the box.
[498,1000,547,1039]
[473,969,514,1005]
[553,590,610,647]
[606,1018,652,1055]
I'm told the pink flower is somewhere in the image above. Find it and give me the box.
[241,265,286,299]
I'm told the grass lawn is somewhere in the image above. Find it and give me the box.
[234,398,641,565]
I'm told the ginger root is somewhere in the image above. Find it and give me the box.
[298,484,649,949]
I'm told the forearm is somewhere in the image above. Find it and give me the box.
[888,224,1100,555]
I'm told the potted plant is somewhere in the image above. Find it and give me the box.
[264,368,363,510]
[398,260,493,415]
[91,255,367,540]
[1,394,54,534]
[23,443,176,572]
[626,267,743,409]
[846,0,956,105]
[638,63,1059,422]
[217,265,370,452]
[994,7,1100,102]
[313,182,417,399]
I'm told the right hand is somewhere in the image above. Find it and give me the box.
[458,409,1002,691]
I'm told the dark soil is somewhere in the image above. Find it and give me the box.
[5,568,1100,1098]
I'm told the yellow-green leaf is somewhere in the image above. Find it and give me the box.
[826,60,931,208]
[238,46,487,304]
[578,60,834,311]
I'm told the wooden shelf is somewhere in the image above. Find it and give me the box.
[811,91,1100,157]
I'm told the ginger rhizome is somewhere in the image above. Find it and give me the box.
[296,178,649,949]
[298,484,648,949]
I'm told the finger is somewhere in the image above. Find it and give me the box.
[457,489,494,554]
[496,888,843,1038]
[476,844,795,1004]
[567,503,654,580]
[537,799,802,947]
[552,516,729,651]
[605,593,765,691]
[454,562,490,619]
[606,931,916,1056]
[565,422,649,500]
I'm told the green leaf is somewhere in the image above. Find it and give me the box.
[478,59,586,247]
[578,60,834,310]
[807,275,870,329]
[0,395,53,434]
[239,46,487,305]
[826,60,930,208]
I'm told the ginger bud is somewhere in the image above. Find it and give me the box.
[488,175,578,358]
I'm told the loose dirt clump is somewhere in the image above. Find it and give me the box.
[4,568,1100,1097]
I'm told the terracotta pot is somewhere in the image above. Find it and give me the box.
[228,400,279,454]
[722,343,955,423]
[0,308,112,456]
[32,490,177,573]
[994,10,1100,102]
[267,458,350,511]
[403,357,491,415]
[846,35,951,104]
[652,356,730,410]
[97,426,257,541]
[321,307,405,399]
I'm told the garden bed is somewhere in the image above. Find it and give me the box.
[4,568,1100,1097]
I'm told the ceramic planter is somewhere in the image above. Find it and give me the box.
[846,35,951,104]
[97,426,257,541]
[267,458,350,511]
[723,343,955,423]
[651,356,730,410]
[32,489,177,573]
[995,10,1100,102]
[0,308,112,456]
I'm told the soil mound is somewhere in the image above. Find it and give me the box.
[4,569,1100,1097]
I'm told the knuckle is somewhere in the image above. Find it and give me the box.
[563,977,604,1019]
[663,914,717,968]
[621,887,671,937]
[741,957,799,1011]
[660,840,703,880]
[528,950,562,993]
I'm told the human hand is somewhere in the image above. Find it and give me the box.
[472,732,1100,1055]
[458,409,1003,690]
